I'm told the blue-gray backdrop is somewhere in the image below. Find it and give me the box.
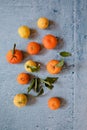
[0,0,87,130]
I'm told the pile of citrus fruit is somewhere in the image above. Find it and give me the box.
[6,17,72,110]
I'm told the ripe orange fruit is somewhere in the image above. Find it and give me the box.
[27,42,41,55]
[6,44,23,64]
[18,25,30,39]
[46,59,62,74]
[37,17,49,29]
[48,97,61,110]
[13,94,28,108]
[42,34,58,49]
[17,72,30,85]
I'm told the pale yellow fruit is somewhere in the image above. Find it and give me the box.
[18,25,30,38]
[24,60,37,72]
[13,94,28,108]
[37,17,49,29]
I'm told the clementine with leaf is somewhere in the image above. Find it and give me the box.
[46,59,62,74]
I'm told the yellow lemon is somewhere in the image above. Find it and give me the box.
[18,25,30,38]
[37,17,49,29]
[24,60,37,72]
[13,94,28,108]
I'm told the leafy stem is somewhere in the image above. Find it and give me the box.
[26,76,58,96]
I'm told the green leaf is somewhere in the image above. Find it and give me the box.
[45,77,58,84]
[45,84,54,90]
[60,51,72,57]
[37,88,44,96]
[27,64,40,72]
[40,79,51,86]
[34,78,37,92]
[27,79,35,93]
[55,60,64,67]
[40,77,58,90]
[34,78,41,93]
[26,66,37,72]
[37,78,41,92]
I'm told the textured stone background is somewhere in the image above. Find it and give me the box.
[0,0,87,130]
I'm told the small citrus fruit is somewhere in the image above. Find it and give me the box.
[13,94,28,108]
[27,42,40,55]
[37,17,49,29]
[42,34,58,49]
[6,44,23,64]
[46,59,62,74]
[24,60,38,72]
[17,72,30,85]
[18,25,30,38]
[48,97,61,110]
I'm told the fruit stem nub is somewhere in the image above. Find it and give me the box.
[12,43,16,56]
